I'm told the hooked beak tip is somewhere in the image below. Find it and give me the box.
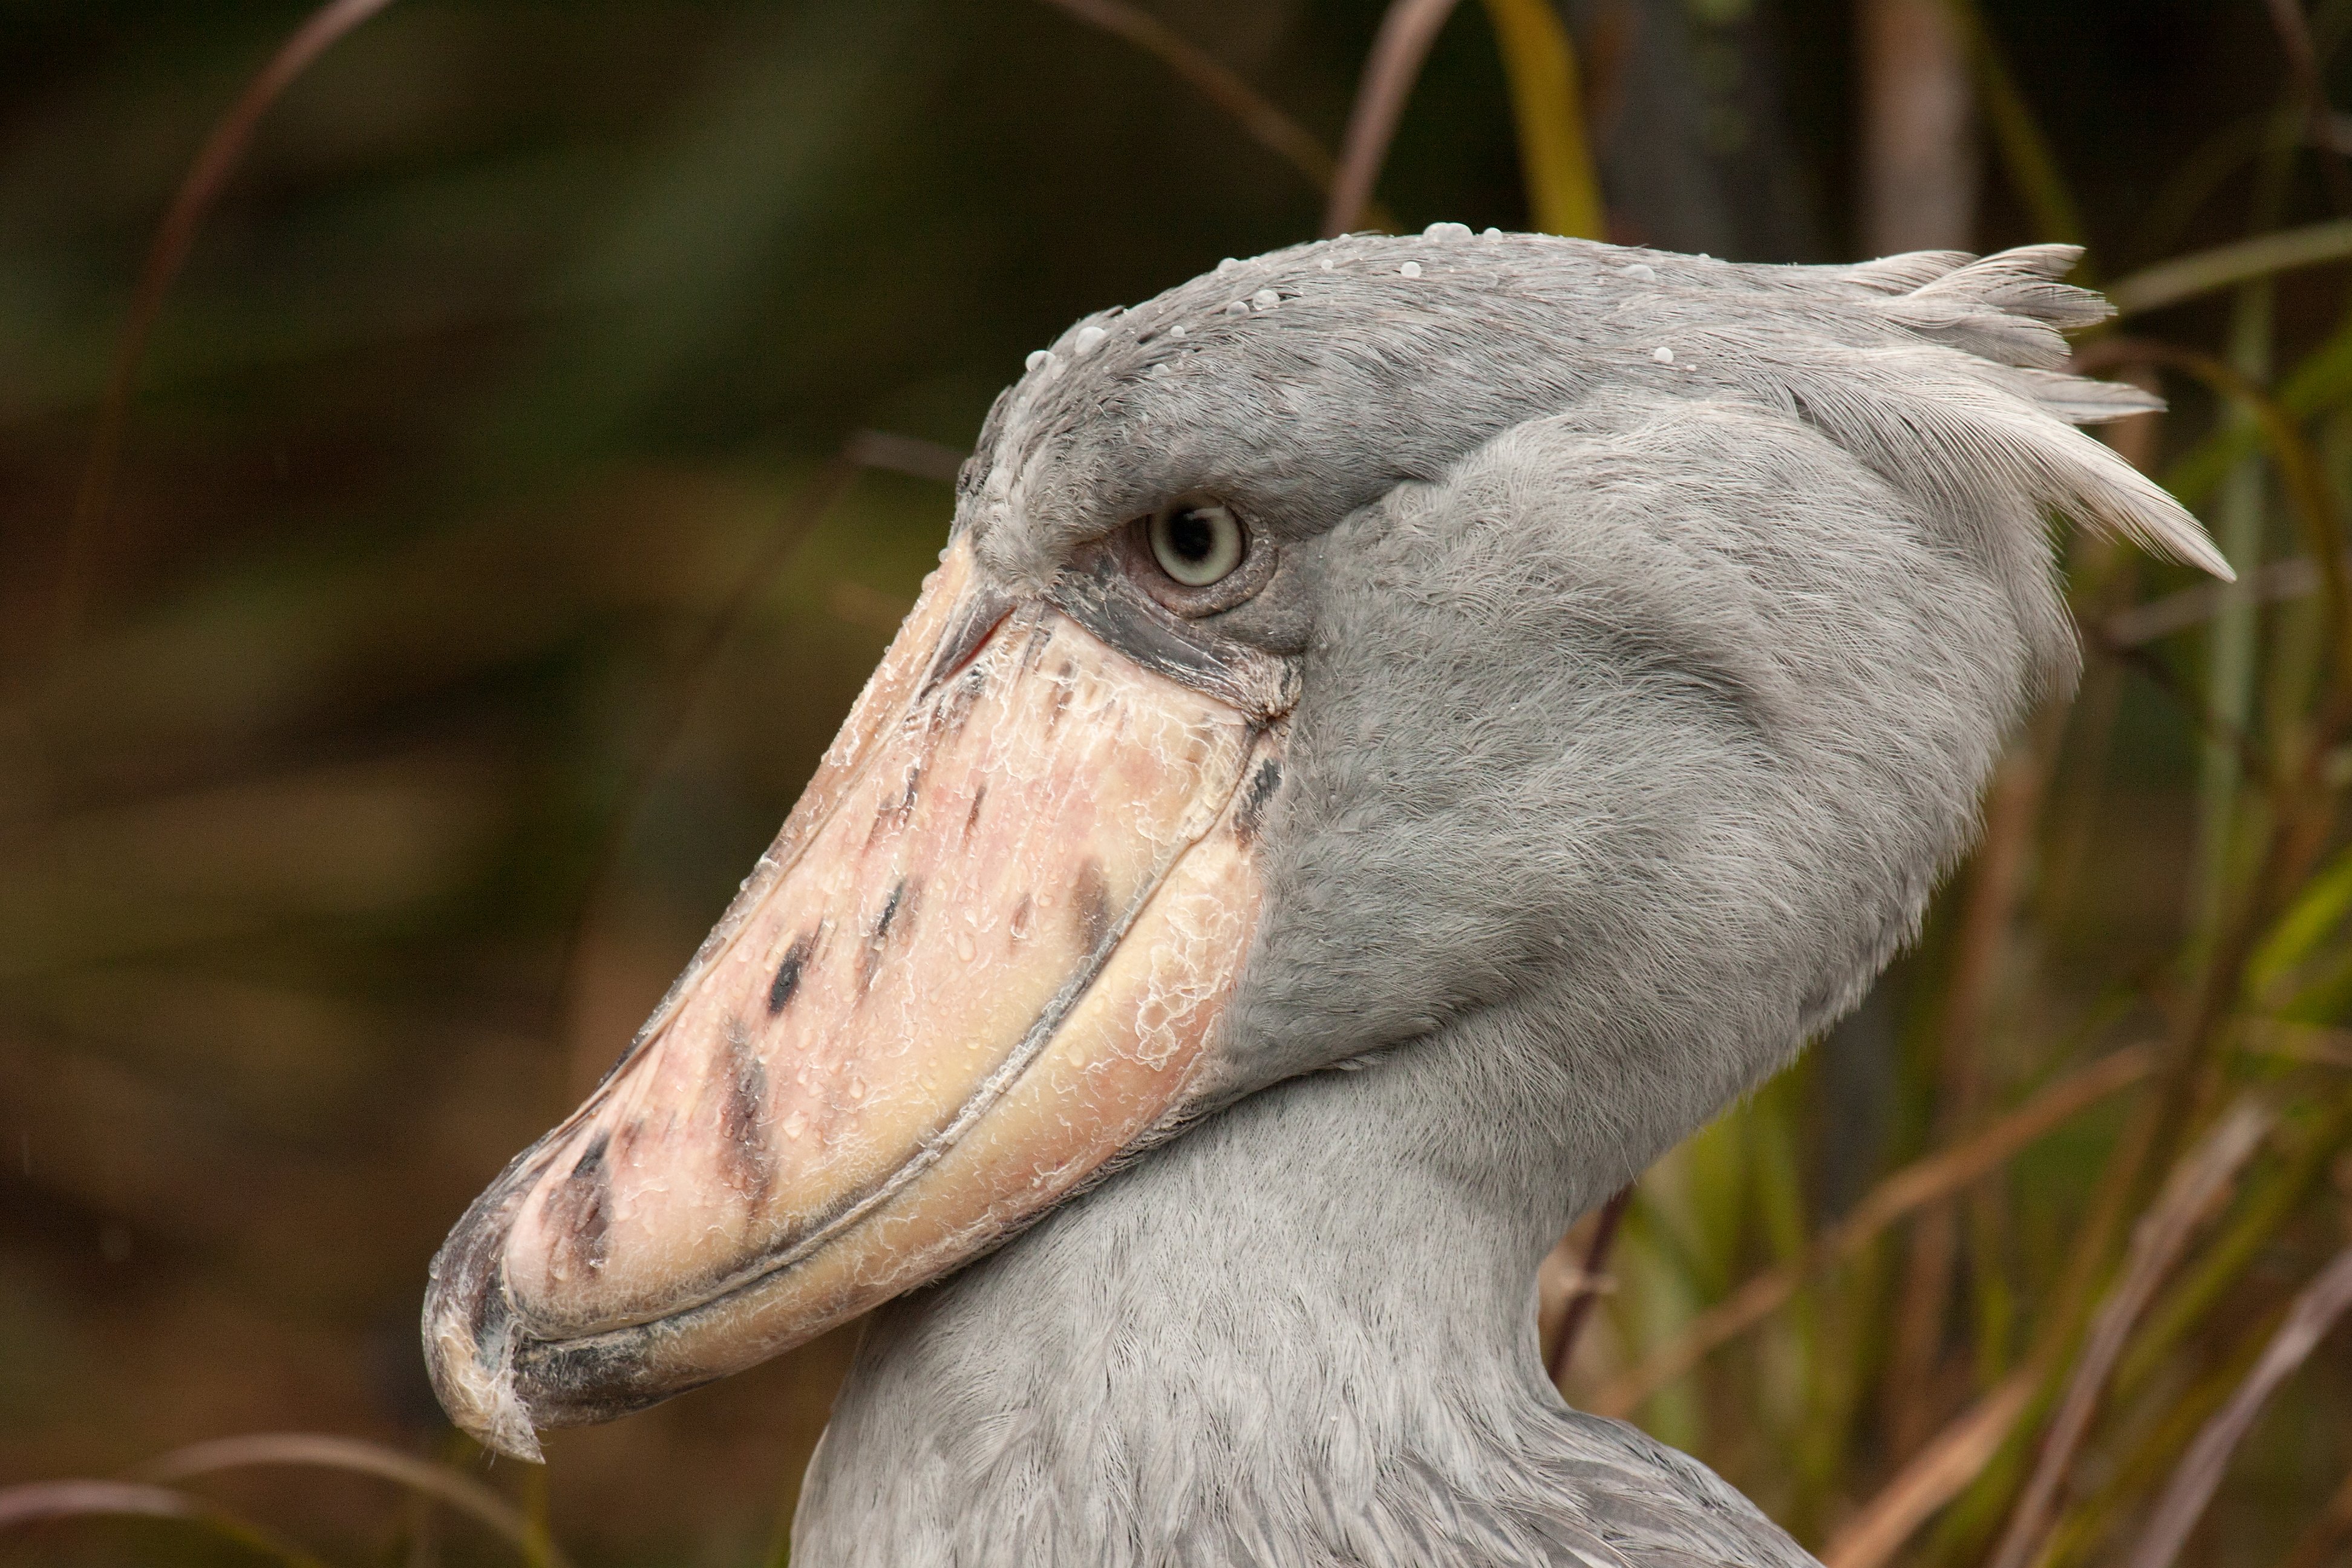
[449,1361,544,1465]
[422,1215,546,1462]
[425,1329,544,1463]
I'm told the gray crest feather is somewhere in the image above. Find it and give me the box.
[973,234,2231,601]
[1876,243,2115,369]
[1993,365,2165,425]
[1818,244,2225,583]
[1840,249,1973,293]
[1719,334,2233,584]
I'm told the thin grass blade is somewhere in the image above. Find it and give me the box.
[1939,0,2089,254]
[1323,0,1465,235]
[2123,1244,2352,1568]
[54,0,401,668]
[1822,1368,2037,1568]
[139,1432,577,1568]
[2249,842,2352,992]
[1030,0,1338,192]
[1592,1044,2154,1416]
[1545,1184,1632,1383]
[2111,220,2352,320]
[1985,1097,2275,1568]
[0,1478,329,1567]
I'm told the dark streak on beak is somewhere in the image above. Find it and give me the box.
[916,578,1018,701]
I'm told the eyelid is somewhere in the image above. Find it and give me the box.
[1047,552,1299,719]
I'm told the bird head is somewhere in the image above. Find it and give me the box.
[423,232,2225,1460]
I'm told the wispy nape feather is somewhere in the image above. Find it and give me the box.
[1827,244,2233,583]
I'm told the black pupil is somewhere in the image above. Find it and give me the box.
[1167,509,1216,563]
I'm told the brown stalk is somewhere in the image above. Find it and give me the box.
[2123,688,2352,1281]
[0,1478,208,1530]
[1864,0,1991,1451]
[547,433,962,1077]
[2261,0,2352,216]
[2063,344,2352,1123]
[1882,707,2062,1458]
[2043,387,2156,935]
[2081,624,2279,796]
[1821,1367,2038,1568]
[2111,1091,2352,1398]
[1322,0,1466,236]
[1545,1183,1632,1386]
[1858,0,1978,255]
[137,1431,576,1568]
[2237,1019,2352,1070]
[1031,0,1339,192]
[2123,1242,2352,1568]
[2281,1462,2352,1568]
[2035,1307,2288,1568]
[0,1479,326,1568]
[1589,1043,2156,1417]
[53,0,402,669]
[2103,550,2352,650]
[1984,1097,2276,1568]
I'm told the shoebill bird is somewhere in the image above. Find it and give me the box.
[424,230,2227,1566]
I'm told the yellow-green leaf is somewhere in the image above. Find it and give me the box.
[1478,0,1605,240]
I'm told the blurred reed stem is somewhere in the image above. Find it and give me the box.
[2195,280,2278,952]
[1478,0,1604,238]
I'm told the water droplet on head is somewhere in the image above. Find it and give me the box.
[1482,227,1503,238]
[956,932,977,961]
[1168,323,1187,339]
[1398,261,1422,278]
[1074,324,1107,356]
[1652,346,1675,364]
[1624,263,1657,282]
[1225,299,1249,316]
[1026,350,1051,372]
[1423,221,1472,241]
[783,1110,807,1140]
[1217,257,1240,273]
[1251,288,1279,310]
[1318,258,1334,272]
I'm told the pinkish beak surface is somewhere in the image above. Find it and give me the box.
[423,537,1284,1460]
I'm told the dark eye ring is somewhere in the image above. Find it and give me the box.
[1146,501,1246,587]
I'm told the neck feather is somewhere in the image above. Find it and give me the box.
[791,1028,1815,1568]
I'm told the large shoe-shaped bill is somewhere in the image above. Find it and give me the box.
[423,535,1290,1460]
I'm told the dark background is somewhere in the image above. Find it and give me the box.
[5,3,2351,1566]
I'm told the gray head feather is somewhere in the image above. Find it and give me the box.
[788,232,2224,1567]
[965,233,2224,595]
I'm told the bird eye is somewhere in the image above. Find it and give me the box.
[1147,501,1246,587]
